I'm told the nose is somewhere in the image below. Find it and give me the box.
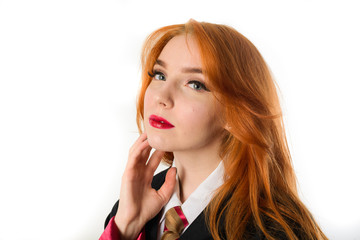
[154,84,174,109]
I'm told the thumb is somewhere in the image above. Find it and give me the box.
[157,167,177,205]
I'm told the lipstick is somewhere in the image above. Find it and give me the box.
[149,115,174,129]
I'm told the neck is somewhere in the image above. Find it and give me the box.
[173,137,222,203]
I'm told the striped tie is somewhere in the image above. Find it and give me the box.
[161,206,189,240]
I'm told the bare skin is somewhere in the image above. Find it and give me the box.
[114,132,176,240]
[113,35,225,239]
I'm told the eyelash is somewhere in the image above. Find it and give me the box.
[147,70,210,92]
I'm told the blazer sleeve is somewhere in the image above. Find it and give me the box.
[104,200,119,229]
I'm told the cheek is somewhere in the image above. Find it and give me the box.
[143,89,153,114]
[177,102,214,132]
[143,90,153,133]
[186,101,223,136]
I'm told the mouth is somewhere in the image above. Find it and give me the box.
[149,114,175,129]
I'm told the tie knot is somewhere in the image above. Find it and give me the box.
[161,206,189,240]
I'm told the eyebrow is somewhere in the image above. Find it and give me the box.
[155,59,203,74]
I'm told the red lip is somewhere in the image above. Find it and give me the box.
[149,115,174,129]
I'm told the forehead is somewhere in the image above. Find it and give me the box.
[157,35,202,68]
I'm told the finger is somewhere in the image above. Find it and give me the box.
[146,150,165,173]
[157,167,177,205]
[129,132,148,154]
[139,142,153,163]
[127,139,152,168]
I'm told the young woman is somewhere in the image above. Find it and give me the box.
[100,19,328,240]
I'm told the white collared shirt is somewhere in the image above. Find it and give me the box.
[157,160,225,240]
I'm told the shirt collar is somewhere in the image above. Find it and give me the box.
[159,160,225,231]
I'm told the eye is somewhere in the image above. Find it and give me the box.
[188,80,210,92]
[148,71,166,81]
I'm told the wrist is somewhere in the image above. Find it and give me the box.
[114,215,143,240]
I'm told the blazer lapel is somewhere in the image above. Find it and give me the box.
[144,211,161,240]
[180,211,213,240]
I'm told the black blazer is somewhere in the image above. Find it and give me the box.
[104,169,294,240]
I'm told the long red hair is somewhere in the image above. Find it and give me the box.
[136,19,327,240]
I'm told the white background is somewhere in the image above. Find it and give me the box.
[0,0,359,239]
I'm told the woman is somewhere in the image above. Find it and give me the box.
[100,19,328,240]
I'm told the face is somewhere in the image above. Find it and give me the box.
[144,35,225,153]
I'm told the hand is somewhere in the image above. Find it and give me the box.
[114,132,176,240]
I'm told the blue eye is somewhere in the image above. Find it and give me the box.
[155,72,166,81]
[148,71,210,92]
[188,80,210,92]
[148,71,165,81]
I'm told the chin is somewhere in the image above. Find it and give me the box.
[147,134,172,152]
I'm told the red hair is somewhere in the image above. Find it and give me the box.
[136,19,327,240]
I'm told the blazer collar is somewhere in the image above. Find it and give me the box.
[144,210,213,240]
